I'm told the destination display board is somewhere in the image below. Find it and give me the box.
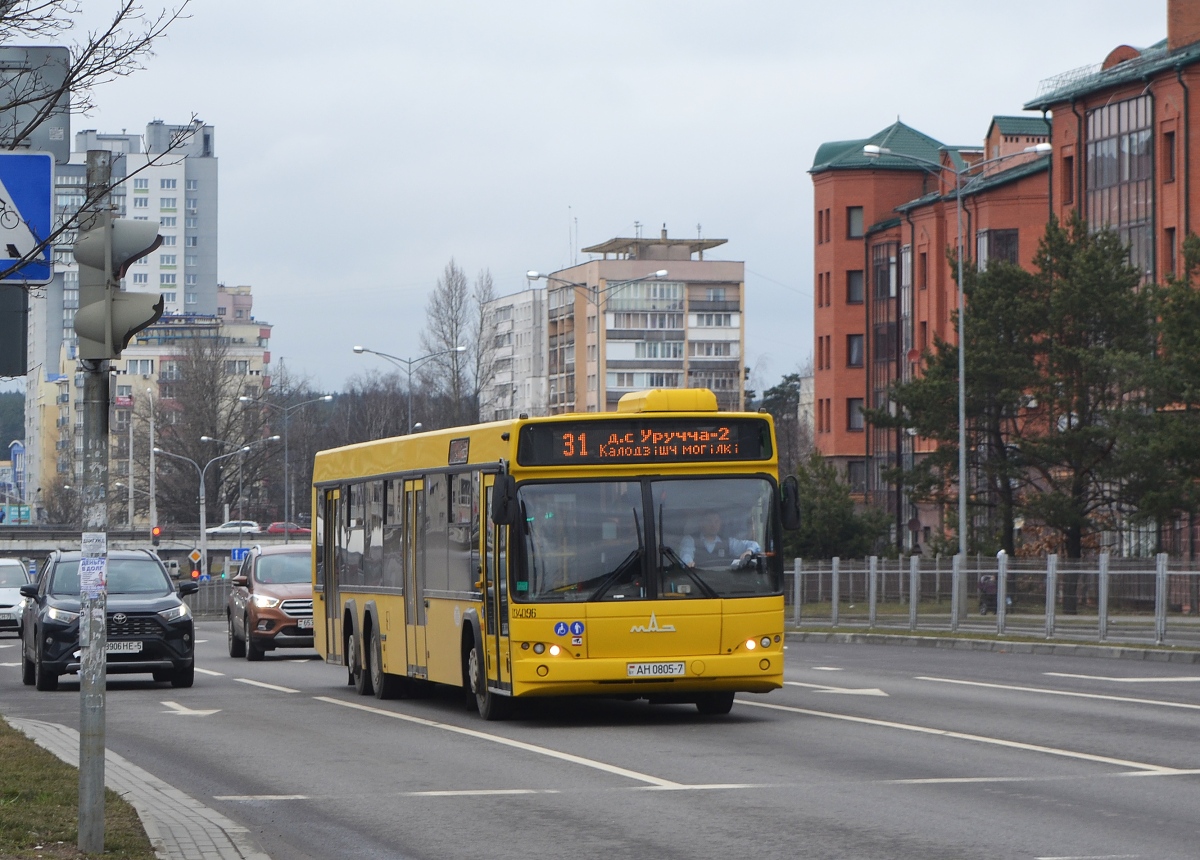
[517,417,772,466]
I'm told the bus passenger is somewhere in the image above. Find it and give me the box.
[678,511,761,569]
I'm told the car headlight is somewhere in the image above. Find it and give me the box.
[158,604,191,622]
[252,594,280,608]
[46,606,79,624]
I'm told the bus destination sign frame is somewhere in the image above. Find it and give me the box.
[517,417,772,466]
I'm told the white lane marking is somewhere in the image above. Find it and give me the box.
[1046,672,1200,684]
[917,676,1200,712]
[811,666,843,671]
[233,678,299,693]
[639,783,768,791]
[161,701,221,716]
[786,680,887,696]
[316,696,681,787]
[215,794,309,801]
[0,642,17,649]
[195,667,225,676]
[1036,855,1141,859]
[0,662,20,667]
[405,789,556,797]
[736,699,1180,773]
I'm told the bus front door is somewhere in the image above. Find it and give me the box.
[483,477,511,693]
[321,489,341,665]
[405,479,427,679]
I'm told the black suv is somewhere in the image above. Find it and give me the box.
[20,549,199,691]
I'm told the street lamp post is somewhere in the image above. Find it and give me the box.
[862,141,1051,562]
[147,388,157,540]
[202,434,281,549]
[351,346,466,435]
[153,436,276,579]
[238,395,332,543]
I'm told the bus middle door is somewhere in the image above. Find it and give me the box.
[404,479,427,679]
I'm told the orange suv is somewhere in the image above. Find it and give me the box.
[227,545,314,660]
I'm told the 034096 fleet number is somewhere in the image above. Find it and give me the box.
[511,607,537,618]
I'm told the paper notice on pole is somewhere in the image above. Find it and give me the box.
[81,531,107,556]
[80,555,106,596]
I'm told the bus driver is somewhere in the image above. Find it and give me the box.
[678,511,761,569]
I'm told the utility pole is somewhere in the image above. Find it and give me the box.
[73,150,164,854]
[77,149,110,854]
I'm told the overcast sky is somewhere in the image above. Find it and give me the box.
[17,0,1168,395]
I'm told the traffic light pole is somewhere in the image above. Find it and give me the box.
[78,150,111,855]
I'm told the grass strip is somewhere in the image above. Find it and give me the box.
[0,717,156,859]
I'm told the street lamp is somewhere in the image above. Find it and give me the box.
[862,140,1051,562]
[153,436,277,579]
[238,394,332,543]
[352,345,466,435]
[202,434,281,548]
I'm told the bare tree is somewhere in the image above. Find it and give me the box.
[471,268,499,421]
[0,1,194,285]
[40,471,80,525]
[419,258,472,427]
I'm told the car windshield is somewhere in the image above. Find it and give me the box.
[0,564,27,587]
[49,558,171,596]
[255,554,311,585]
[512,476,781,602]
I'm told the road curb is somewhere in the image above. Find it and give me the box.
[785,630,1200,663]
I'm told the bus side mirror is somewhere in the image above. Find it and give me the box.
[780,475,801,531]
[491,474,519,526]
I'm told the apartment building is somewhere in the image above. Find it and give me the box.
[539,228,745,414]
[481,286,547,420]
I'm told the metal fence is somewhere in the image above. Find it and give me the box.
[183,581,232,620]
[785,553,1200,648]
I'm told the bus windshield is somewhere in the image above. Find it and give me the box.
[513,476,780,602]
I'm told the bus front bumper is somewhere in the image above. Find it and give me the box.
[509,650,782,698]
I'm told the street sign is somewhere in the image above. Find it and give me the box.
[188,548,202,564]
[230,547,249,562]
[0,152,53,284]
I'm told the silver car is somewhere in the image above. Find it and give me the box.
[0,557,32,637]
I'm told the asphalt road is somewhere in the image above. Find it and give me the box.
[2,621,1199,860]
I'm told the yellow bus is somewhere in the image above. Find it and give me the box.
[310,388,799,719]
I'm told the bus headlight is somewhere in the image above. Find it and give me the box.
[760,637,771,649]
[533,642,545,654]
[745,639,756,650]
[548,644,560,656]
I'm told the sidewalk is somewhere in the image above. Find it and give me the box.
[9,718,270,860]
[787,629,1200,662]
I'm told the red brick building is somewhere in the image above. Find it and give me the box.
[810,0,1200,554]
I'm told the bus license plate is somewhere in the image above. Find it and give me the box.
[106,640,142,654]
[627,661,685,678]
[297,618,313,629]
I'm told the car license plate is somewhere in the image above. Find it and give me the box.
[627,661,686,678]
[0,611,15,621]
[106,640,142,654]
[297,618,313,629]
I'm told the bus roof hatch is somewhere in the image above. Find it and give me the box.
[616,388,719,413]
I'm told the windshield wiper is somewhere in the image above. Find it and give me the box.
[659,544,719,599]
[588,549,642,601]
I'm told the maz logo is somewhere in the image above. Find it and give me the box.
[630,612,675,633]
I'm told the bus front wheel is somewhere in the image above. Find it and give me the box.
[695,692,735,715]
[467,643,509,721]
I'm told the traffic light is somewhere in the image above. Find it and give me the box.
[151,525,161,546]
[72,214,164,360]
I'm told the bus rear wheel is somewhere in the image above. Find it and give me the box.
[370,627,405,700]
[695,692,734,715]
[467,642,509,721]
[352,630,374,696]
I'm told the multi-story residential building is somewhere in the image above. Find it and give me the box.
[481,286,547,420]
[810,0,1200,553]
[24,119,218,505]
[539,228,746,413]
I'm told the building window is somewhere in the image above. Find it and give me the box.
[1086,94,1153,279]
[185,255,197,266]
[847,398,865,431]
[162,291,176,303]
[1166,227,1177,277]
[847,461,867,493]
[977,229,1019,268]
[185,274,197,286]
[688,341,733,357]
[873,322,897,361]
[847,206,864,239]
[694,313,732,327]
[160,234,176,246]
[160,178,176,189]
[160,197,176,209]
[186,179,198,191]
[126,359,154,375]
[160,216,176,228]
[185,217,198,228]
[133,197,148,209]
[706,287,726,301]
[186,292,197,305]
[846,270,864,304]
[217,306,226,316]
[160,254,176,266]
[186,198,198,211]
[160,274,176,285]
[918,252,928,290]
[185,236,198,247]
[1163,131,1176,183]
[132,273,148,285]
[846,334,864,367]
[1063,155,1075,205]
[133,178,148,190]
